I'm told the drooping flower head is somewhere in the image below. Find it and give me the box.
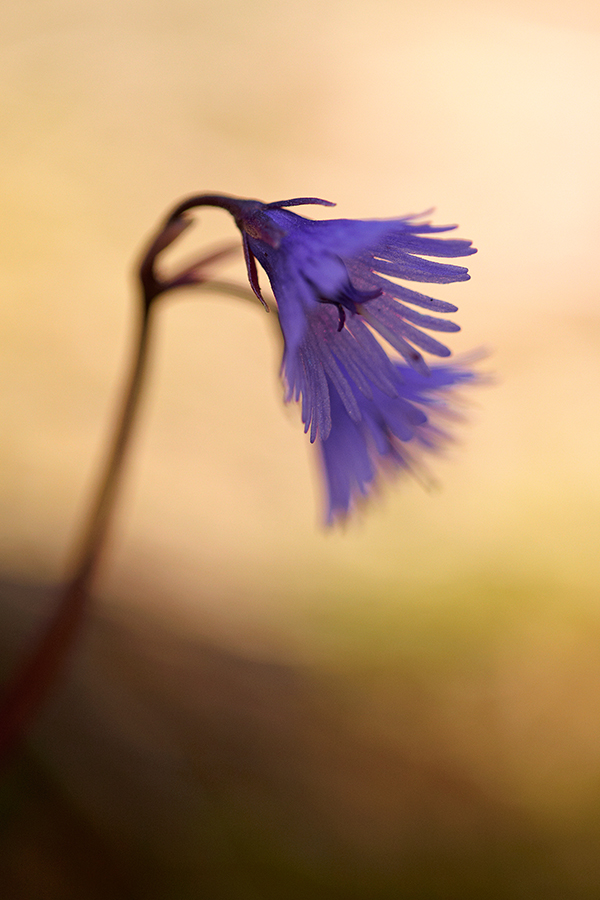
[168,194,479,522]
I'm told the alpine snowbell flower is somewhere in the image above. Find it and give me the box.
[169,194,479,522]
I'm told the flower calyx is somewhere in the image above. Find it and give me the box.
[138,213,239,310]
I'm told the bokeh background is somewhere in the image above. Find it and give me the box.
[1,0,600,896]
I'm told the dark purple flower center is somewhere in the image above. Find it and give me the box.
[304,270,382,331]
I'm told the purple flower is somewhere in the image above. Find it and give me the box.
[170,194,479,521]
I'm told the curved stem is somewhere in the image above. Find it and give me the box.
[0,203,245,771]
[0,300,154,768]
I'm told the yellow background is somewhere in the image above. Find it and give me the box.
[1,0,600,896]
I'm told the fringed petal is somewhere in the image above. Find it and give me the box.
[319,362,479,522]
[236,197,479,520]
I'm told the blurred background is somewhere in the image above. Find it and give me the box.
[1,0,599,896]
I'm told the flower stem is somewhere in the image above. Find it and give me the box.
[0,299,155,768]
[0,202,242,770]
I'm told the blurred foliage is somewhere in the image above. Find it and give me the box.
[3,576,600,899]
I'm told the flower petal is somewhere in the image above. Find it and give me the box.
[319,362,478,522]
[226,196,480,520]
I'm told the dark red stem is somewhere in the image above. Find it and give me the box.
[0,204,237,770]
[0,301,154,768]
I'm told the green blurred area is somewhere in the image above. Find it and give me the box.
[1,0,600,896]
[3,574,600,898]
